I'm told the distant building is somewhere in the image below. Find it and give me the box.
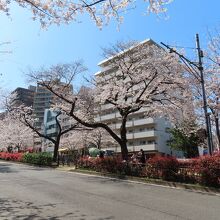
[11,86,36,107]
[43,109,59,139]
[33,83,54,129]
[42,109,77,152]
[33,81,73,147]
[32,83,56,147]
[42,109,59,150]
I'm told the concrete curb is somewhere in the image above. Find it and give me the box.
[57,167,220,196]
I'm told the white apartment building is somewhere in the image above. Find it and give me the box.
[94,39,179,157]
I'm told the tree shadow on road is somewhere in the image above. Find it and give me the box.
[0,161,52,173]
[0,198,115,220]
[0,163,18,173]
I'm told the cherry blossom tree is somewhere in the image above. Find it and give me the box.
[205,74,220,146]
[202,33,220,147]
[60,126,115,151]
[26,40,189,160]
[8,104,83,162]
[2,0,173,27]
[85,128,116,149]
[0,112,34,151]
[182,31,220,152]
[60,130,84,150]
[5,83,84,162]
[92,40,190,159]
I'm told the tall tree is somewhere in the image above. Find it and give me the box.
[6,80,83,162]
[27,41,189,160]
[9,105,84,162]
[167,119,201,158]
[205,32,220,147]
[192,31,220,148]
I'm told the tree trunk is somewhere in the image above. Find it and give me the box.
[53,136,60,163]
[215,116,220,146]
[120,116,128,160]
[186,145,199,158]
[97,132,101,149]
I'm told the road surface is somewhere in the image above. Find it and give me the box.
[0,161,219,220]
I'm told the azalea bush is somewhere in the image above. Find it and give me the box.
[78,157,123,173]
[0,152,24,161]
[193,154,220,187]
[144,156,179,181]
[78,156,144,176]
[77,154,220,187]
[176,159,198,184]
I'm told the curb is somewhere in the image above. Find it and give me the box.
[63,168,220,196]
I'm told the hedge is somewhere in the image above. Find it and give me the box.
[0,152,53,166]
[77,154,220,187]
[22,152,53,166]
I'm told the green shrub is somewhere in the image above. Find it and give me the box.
[22,152,53,166]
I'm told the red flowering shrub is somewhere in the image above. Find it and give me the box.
[78,155,220,187]
[78,157,122,172]
[78,156,96,169]
[78,156,144,176]
[193,154,220,187]
[145,156,179,180]
[177,159,198,183]
[0,152,24,162]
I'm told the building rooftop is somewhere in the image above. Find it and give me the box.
[97,39,158,68]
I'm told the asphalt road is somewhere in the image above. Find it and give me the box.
[0,161,219,220]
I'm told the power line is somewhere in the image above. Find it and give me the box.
[165,44,197,50]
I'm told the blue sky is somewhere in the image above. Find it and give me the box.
[0,0,219,91]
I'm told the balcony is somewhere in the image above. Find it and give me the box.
[129,144,157,152]
[95,112,121,121]
[133,118,154,126]
[112,118,154,129]
[102,144,157,153]
[127,130,156,139]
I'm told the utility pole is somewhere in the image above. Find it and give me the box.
[195,33,212,155]
[161,33,213,155]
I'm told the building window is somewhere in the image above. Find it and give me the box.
[140,140,146,145]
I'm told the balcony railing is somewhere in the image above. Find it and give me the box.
[127,130,156,139]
